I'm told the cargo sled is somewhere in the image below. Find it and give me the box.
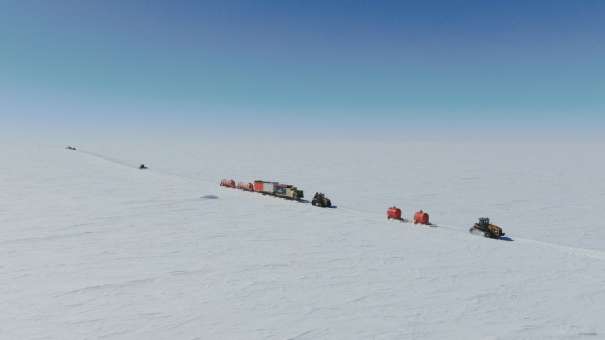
[254,180,304,201]
[469,217,505,239]
[387,206,404,222]
[220,179,236,188]
[413,210,430,225]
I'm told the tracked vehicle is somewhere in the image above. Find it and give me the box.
[470,217,505,239]
[311,192,332,208]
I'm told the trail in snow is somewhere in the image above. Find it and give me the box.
[512,237,605,261]
[77,147,605,262]
[77,149,140,169]
[77,147,217,187]
[338,204,605,261]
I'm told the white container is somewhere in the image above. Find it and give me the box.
[263,182,275,193]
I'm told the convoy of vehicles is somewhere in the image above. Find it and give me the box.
[65,151,506,238]
[222,179,306,201]
[65,145,508,240]
[220,178,506,239]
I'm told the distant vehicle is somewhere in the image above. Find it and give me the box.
[470,217,505,239]
[139,164,148,170]
[65,146,77,151]
[311,192,332,208]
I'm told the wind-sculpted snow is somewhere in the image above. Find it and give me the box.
[1,141,604,339]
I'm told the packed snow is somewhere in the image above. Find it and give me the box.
[1,140,604,339]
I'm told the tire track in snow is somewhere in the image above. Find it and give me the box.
[73,148,605,261]
[511,237,605,261]
[337,204,605,261]
[73,148,223,209]
[77,149,139,169]
[76,148,217,187]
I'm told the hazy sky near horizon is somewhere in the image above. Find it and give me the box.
[1,0,604,137]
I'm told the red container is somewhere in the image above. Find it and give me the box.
[387,207,402,220]
[414,210,430,225]
[254,180,276,193]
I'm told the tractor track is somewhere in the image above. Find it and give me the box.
[337,205,605,261]
[73,147,605,262]
[77,148,216,186]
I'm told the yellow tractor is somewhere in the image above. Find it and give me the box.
[470,218,505,239]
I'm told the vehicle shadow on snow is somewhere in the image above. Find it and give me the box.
[297,199,338,208]
[312,204,338,209]
[499,236,514,242]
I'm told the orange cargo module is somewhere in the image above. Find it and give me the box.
[387,206,403,221]
[413,210,430,225]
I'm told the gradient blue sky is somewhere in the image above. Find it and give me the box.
[1,0,604,138]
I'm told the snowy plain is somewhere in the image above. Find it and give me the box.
[1,139,605,339]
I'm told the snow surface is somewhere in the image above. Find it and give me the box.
[1,140,605,339]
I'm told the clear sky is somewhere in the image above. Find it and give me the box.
[1,0,604,139]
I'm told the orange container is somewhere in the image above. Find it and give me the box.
[253,180,264,192]
[387,207,402,220]
[414,210,430,225]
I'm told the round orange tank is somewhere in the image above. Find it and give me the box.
[387,207,402,220]
[414,210,430,225]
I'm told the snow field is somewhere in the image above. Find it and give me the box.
[1,141,604,339]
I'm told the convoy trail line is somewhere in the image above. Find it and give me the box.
[75,146,605,262]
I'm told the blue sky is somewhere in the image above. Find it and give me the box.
[1,0,604,138]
